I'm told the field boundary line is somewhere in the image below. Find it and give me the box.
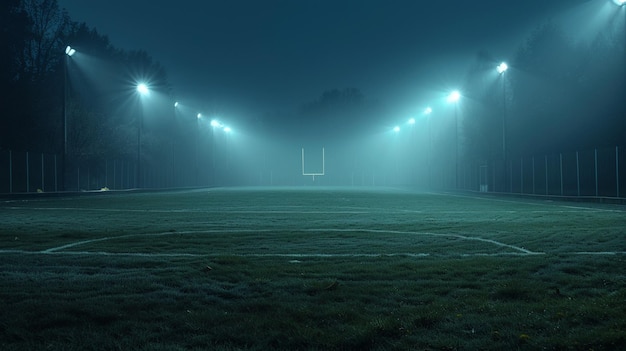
[42,229,270,253]
[439,192,625,213]
[303,229,541,255]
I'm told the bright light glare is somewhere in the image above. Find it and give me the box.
[223,126,232,133]
[136,83,149,95]
[65,46,76,56]
[393,126,400,133]
[174,101,179,108]
[197,113,202,119]
[408,118,415,125]
[447,90,460,103]
[497,62,508,74]
[211,119,222,128]
[613,0,626,6]
[424,107,432,115]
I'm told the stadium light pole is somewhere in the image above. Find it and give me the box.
[447,91,461,189]
[497,62,509,192]
[136,83,149,188]
[210,119,221,184]
[616,0,626,149]
[196,113,202,185]
[62,45,76,191]
[424,106,433,188]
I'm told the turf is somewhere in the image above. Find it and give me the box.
[1,187,625,350]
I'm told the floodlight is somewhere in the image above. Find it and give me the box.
[613,0,626,6]
[223,126,232,133]
[447,90,460,103]
[424,107,432,115]
[197,113,202,119]
[174,101,179,108]
[211,119,221,127]
[393,126,400,133]
[408,118,415,125]
[136,83,149,95]
[65,46,76,56]
[497,62,508,74]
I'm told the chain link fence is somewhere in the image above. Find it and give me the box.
[468,146,625,198]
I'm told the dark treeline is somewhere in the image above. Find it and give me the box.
[462,22,625,161]
[0,0,173,166]
[1,0,624,185]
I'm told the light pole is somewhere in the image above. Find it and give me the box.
[136,83,149,188]
[210,119,221,184]
[447,90,461,189]
[497,62,509,192]
[196,113,202,185]
[62,45,76,191]
[614,1,626,146]
[424,106,433,188]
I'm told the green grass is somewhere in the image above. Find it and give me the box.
[1,187,625,350]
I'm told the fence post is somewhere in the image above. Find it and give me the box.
[519,156,524,194]
[509,160,512,193]
[41,153,44,191]
[26,151,29,193]
[560,153,563,196]
[533,155,536,195]
[54,154,57,192]
[114,160,117,189]
[545,155,548,195]
[595,148,598,197]
[615,146,619,197]
[9,150,13,193]
[576,151,580,197]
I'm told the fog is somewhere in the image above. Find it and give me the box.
[1,0,624,193]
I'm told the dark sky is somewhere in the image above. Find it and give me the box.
[58,0,588,121]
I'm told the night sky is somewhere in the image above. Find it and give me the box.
[57,0,590,120]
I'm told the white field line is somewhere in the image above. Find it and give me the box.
[2,205,606,215]
[2,206,372,214]
[0,249,202,257]
[2,249,624,258]
[440,192,626,213]
[42,230,265,253]
[301,229,541,255]
[29,228,542,256]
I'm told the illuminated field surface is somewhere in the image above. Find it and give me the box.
[1,187,625,350]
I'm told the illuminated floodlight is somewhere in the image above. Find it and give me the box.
[408,117,415,125]
[223,126,232,133]
[613,0,626,6]
[197,113,202,119]
[497,62,508,74]
[210,119,221,128]
[174,101,179,108]
[424,107,432,115]
[136,83,149,95]
[393,126,400,133]
[65,45,76,56]
[447,90,460,103]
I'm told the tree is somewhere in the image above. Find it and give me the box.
[18,0,70,82]
[298,87,383,142]
[0,0,31,150]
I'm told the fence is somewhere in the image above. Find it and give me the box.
[467,146,625,198]
[0,150,185,193]
[2,146,625,198]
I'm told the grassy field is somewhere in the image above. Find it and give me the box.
[1,187,625,350]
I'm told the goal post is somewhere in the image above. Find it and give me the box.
[302,147,325,181]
